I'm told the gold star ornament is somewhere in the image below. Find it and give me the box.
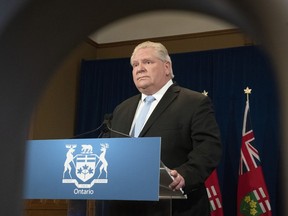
[202,90,208,96]
[244,87,252,95]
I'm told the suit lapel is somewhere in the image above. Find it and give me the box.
[118,94,140,135]
[139,84,180,137]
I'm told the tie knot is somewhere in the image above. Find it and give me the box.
[144,95,155,103]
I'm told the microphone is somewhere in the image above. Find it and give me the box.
[102,114,131,138]
[72,114,111,138]
[72,113,131,138]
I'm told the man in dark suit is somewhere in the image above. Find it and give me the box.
[108,41,222,216]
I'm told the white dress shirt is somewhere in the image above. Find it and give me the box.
[129,79,173,136]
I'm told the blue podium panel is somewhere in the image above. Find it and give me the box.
[24,137,161,201]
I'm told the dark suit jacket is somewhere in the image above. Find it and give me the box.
[109,83,222,216]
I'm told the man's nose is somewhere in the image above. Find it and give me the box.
[136,63,145,73]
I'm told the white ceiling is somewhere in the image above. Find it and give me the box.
[89,10,235,44]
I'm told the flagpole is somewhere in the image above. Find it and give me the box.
[242,87,252,135]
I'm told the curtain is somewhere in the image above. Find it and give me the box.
[75,46,280,215]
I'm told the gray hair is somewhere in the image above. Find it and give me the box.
[130,41,174,78]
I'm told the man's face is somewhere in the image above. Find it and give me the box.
[131,47,171,95]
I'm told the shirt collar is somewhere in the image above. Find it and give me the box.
[141,79,173,102]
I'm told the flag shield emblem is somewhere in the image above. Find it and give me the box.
[240,191,264,216]
[75,154,97,182]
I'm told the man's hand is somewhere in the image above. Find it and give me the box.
[169,170,185,191]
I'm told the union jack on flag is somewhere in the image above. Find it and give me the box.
[237,96,272,216]
[239,102,261,175]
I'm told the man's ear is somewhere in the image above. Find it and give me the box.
[164,61,171,76]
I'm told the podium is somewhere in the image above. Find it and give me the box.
[24,137,186,215]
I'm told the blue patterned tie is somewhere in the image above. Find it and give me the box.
[133,95,155,137]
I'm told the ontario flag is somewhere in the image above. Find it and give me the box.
[237,97,272,216]
[205,169,224,216]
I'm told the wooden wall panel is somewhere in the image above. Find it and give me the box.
[24,200,68,216]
